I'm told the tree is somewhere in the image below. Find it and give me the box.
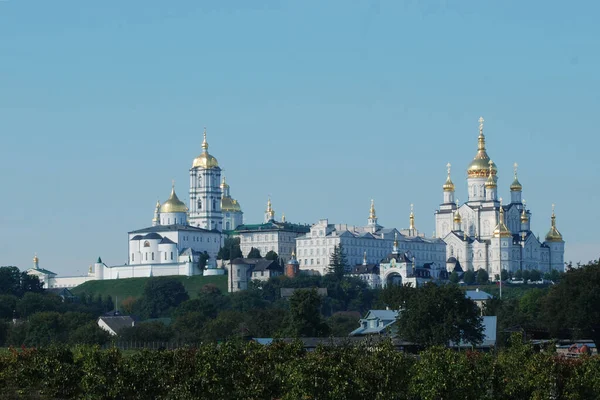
[247,247,262,259]
[140,277,189,318]
[463,270,476,285]
[0,266,22,296]
[476,269,489,284]
[282,289,330,337]
[379,283,416,310]
[119,321,174,342]
[543,269,562,282]
[449,271,460,284]
[102,295,115,313]
[397,283,484,347]
[198,251,210,270]
[328,244,348,280]
[529,269,541,282]
[328,311,361,336]
[217,237,242,260]
[522,270,531,283]
[514,269,523,280]
[542,261,600,348]
[500,269,510,281]
[265,250,278,261]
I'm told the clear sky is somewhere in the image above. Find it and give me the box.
[1,0,598,275]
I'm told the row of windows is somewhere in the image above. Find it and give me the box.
[131,252,174,262]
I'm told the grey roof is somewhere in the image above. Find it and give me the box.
[244,258,280,272]
[129,224,217,234]
[159,237,176,245]
[28,267,57,276]
[47,288,75,298]
[350,309,399,336]
[465,290,493,301]
[98,316,135,334]
[130,235,143,241]
[144,232,163,240]
[351,264,379,274]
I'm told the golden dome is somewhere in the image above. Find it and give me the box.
[221,196,242,212]
[220,176,230,189]
[160,185,188,214]
[545,205,563,242]
[192,128,219,169]
[443,163,455,191]
[467,117,498,177]
[33,254,39,263]
[369,199,376,219]
[510,163,522,191]
[453,209,462,223]
[493,206,512,238]
[485,161,497,188]
[520,207,529,223]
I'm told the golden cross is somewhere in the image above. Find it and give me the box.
[478,116,484,133]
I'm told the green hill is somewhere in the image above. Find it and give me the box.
[71,275,227,303]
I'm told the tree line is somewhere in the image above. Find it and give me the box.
[1,337,599,399]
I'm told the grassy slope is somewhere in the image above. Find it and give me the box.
[71,275,227,302]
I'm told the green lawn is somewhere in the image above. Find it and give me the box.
[71,275,227,304]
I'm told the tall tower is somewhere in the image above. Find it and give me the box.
[467,117,497,203]
[443,163,455,204]
[264,197,275,223]
[189,128,223,231]
[510,162,523,204]
[544,204,565,271]
[367,199,379,232]
[408,204,417,236]
[220,176,244,231]
[484,160,498,202]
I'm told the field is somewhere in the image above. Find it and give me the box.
[71,274,227,304]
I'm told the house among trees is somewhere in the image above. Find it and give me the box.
[98,315,135,336]
[227,258,282,292]
[349,310,399,336]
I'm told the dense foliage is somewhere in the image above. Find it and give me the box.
[1,337,599,399]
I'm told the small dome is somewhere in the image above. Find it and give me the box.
[467,117,497,177]
[520,208,529,223]
[192,128,219,169]
[485,172,497,189]
[510,177,523,192]
[221,196,242,212]
[443,175,455,192]
[453,210,462,223]
[545,206,563,242]
[160,186,188,214]
[33,254,39,263]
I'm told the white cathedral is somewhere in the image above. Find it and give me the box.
[33,129,244,288]
[435,117,565,279]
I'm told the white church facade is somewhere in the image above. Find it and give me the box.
[434,117,565,279]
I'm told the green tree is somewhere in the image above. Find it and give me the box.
[397,283,484,347]
[500,269,510,281]
[529,269,541,282]
[379,283,415,310]
[265,250,278,261]
[282,289,330,337]
[119,321,174,342]
[543,269,562,282]
[0,294,18,320]
[449,271,460,284]
[327,244,348,280]
[16,292,61,318]
[103,295,115,313]
[69,321,111,345]
[463,269,476,285]
[542,261,600,348]
[327,311,361,336]
[217,237,242,260]
[514,269,523,280]
[247,247,262,259]
[140,277,189,318]
[198,251,210,270]
[476,268,489,284]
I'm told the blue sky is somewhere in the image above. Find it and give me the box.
[1,0,598,275]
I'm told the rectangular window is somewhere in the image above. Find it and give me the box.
[145,253,148,261]
[152,252,154,261]
[261,271,264,277]
[131,253,134,262]
[237,282,241,289]
[237,269,240,277]
[170,252,173,260]
[165,253,167,260]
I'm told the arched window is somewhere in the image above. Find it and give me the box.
[131,253,134,261]
[198,199,202,209]
[170,252,173,260]
[226,222,230,230]
[164,253,167,260]
[212,199,216,209]
[144,241,150,248]
[152,252,154,261]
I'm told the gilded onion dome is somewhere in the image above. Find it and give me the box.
[467,117,498,177]
[443,163,455,192]
[369,199,376,219]
[545,205,563,242]
[221,197,242,212]
[33,254,39,264]
[510,162,523,192]
[520,200,529,223]
[485,160,498,188]
[493,205,512,238]
[453,209,462,223]
[160,184,188,213]
[192,128,219,169]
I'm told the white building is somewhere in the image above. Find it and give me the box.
[297,201,445,276]
[434,117,565,279]
[234,198,310,262]
[226,258,282,292]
